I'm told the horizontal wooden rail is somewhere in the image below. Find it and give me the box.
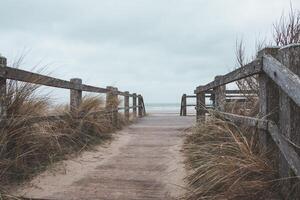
[195,59,262,93]
[186,95,196,98]
[186,104,196,107]
[205,89,257,94]
[0,65,138,96]
[263,54,300,106]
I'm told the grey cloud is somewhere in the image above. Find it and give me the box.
[0,0,299,103]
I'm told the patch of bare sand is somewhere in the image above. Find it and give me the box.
[13,130,132,197]
[12,115,194,200]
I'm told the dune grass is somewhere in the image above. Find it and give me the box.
[0,78,130,196]
[184,112,280,200]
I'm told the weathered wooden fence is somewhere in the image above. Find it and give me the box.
[0,55,146,127]
[180,90,257,116]
[181,44,300,195]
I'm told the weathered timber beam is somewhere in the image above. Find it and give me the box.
[216,111,268,130]
[81,85,108,93]
[195,59,262,93]
[268,122,300,177]
[0,66,132,94]
[263,54,300,107]
[204,89,257,94]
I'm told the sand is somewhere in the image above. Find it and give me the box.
[14,114,195,200]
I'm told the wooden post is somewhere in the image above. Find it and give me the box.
[258,47,280,150]
[141,96,146,115]
[214,76,226,111]
[113,87,119,128]
[138,94,143,117]
[210,92,215,108]
[70,78,82,117]
[132,93,137,118]
[124,91,130,121]
[182,94,187,116]
[106,86,118,128]
[196,91,205,122]
[0,55,7,117]
[277,44,300,196]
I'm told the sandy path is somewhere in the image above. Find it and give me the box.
[14,114,195,200]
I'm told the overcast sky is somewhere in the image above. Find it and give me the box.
[0,0,299,103]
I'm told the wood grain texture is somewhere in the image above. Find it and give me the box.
[0,56,7,117]
[263,54,300,106]
[196,59,262,92]
[124,91,130,121]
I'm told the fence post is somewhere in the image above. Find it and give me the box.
[210,92,215,108]
[0,55,7,117]
[257,47,280,150]
[132,93,137,118]
[196,90,205,122]
[138,94,143,117]
[70,78,82,117]
[213,76,226,111]
[142,96,146,115]
[106,86,118,128]
[113,87,119,128]
[182,94,187,116]
[124,91,130,122]
[277,44,300,196]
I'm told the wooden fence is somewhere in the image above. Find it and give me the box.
[180,90,257,116]
[0,55,146,127]
[181,44,300,195]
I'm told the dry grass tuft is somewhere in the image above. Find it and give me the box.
[184,114,280,200]
[0,82,127,196]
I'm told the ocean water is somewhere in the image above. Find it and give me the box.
[145,103,196,115]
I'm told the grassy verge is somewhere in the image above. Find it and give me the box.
[183,112,280,200]
[0,79,130,196]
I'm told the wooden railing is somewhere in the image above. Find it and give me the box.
[180,90,257,116]
[183,45,300,194]
[0,55,146,127]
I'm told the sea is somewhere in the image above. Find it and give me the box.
[144,103,196,115]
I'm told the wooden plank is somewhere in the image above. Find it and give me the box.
[141,96,146,115]
[70,78,82,117]
[138,95,143,117]
[277,45,300,195]
[182,94,187,116]
[186,95,196,98]
[196,92,205,121]
[0,66,77,89]
[268,122,300,177]
[216,111,268,130]
[0,56,7,117]
[214,76,226,111]
[203,89,257,94]
[196,59,262,92]
[0,66,110,94]
[81,84,108,93]
[263,54,300,107]
[124,91,130,121]
[132,93,137,117]
[117,91,126,96]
